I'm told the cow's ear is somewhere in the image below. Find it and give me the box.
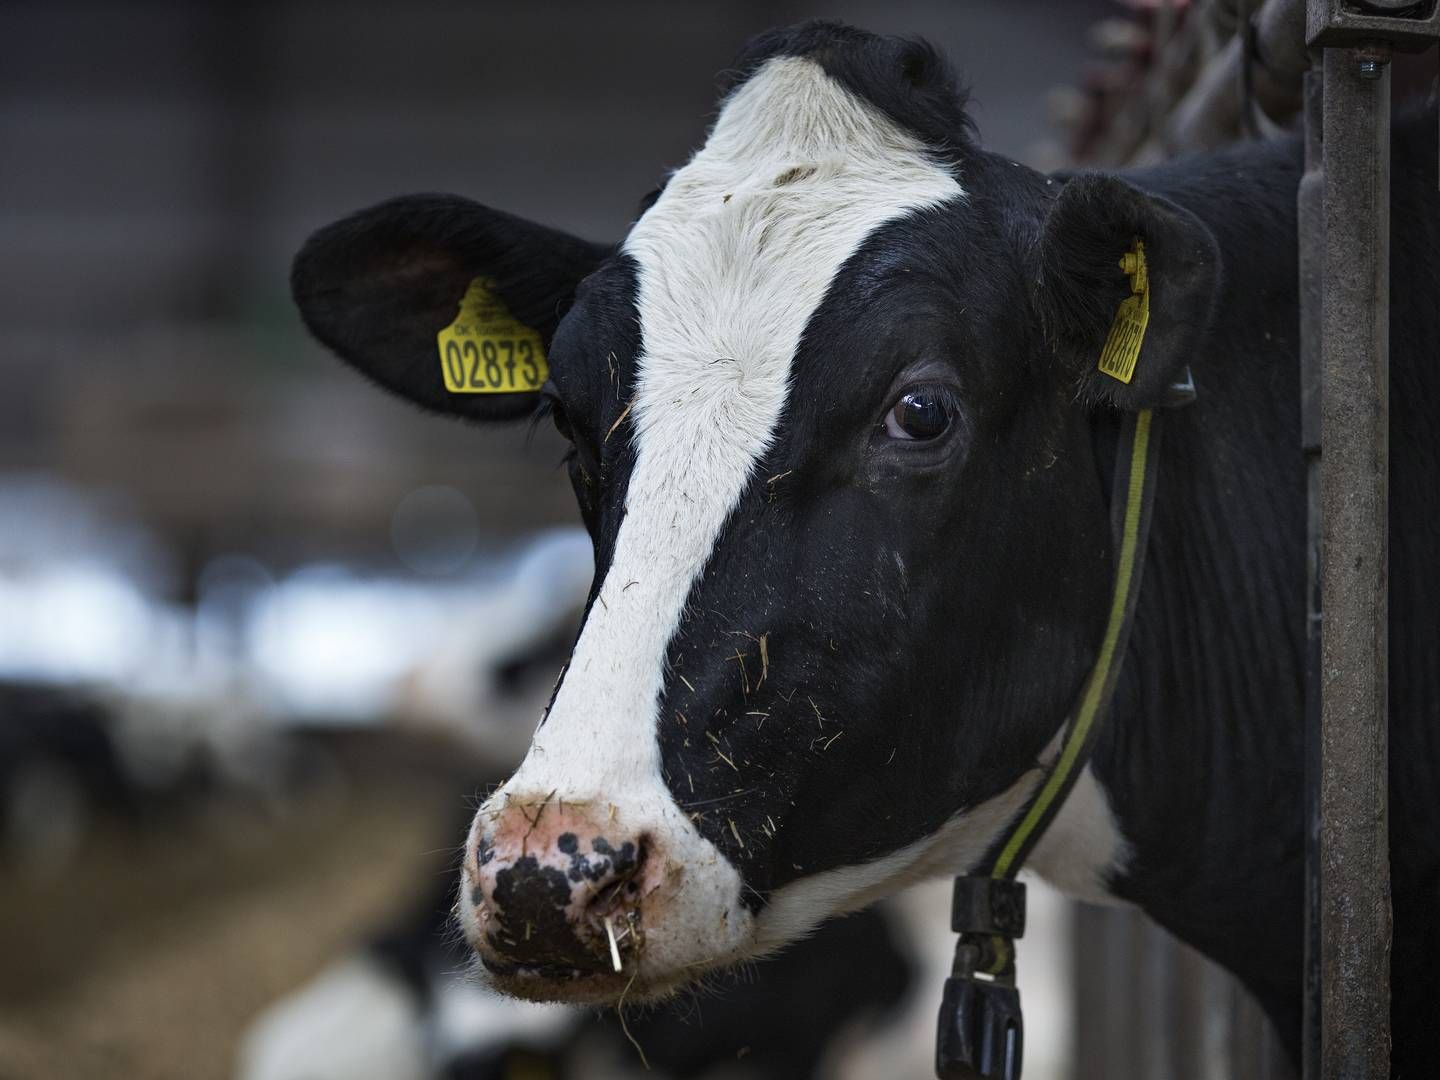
[1035,174,1220,410]
[291,194,609,422]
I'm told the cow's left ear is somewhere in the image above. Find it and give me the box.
[1034,174,1220,410]
[292,194,610,422]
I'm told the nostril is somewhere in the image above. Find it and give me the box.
[583,833,649,921]
[474,831,496,871]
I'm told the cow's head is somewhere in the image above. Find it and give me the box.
[293,22,1219,1005]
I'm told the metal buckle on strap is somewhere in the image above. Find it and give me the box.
[1163,365,1198,408]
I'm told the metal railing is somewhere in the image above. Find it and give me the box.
[1060,2,1438,1076]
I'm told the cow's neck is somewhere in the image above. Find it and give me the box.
[1040,136,1308,1042]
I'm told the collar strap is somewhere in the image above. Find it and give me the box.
[988,406,1160,885]
[937,406,1163,1080]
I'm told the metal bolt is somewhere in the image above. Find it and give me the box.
[1354,46,1390,81]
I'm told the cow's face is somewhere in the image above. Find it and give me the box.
[293,24,1217,1005]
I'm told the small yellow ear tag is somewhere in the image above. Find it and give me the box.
[1097,239,1149,385]
[437,278,549,394]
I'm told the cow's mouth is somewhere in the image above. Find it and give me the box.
[479,957,689,1006]
[469,888,746,1006]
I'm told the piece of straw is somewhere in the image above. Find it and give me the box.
[605,399,635,443]
[604,915,623,973]
[617,973,651,1070]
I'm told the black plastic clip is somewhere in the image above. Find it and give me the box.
[936,876,1027,1080]
[951,877,1027,938]
[936,969,1023,1080]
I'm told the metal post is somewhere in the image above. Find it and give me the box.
[1304,5,1439,1076]
[1315,41,1392,1080]
[1297,64,1324,1080]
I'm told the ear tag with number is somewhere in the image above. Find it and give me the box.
[437,278,549,394]
[1097,239,1149,385]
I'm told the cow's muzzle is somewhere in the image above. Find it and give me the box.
[462,793,676,1001]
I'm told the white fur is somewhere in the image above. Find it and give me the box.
[757,763,1043,952]
[1027,764,1132,905]
[467,56,963,989]
[758,748,1132,951]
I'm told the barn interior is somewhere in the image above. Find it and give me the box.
[0,3,1321,1078]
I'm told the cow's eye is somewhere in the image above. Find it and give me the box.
[883,386,952,441]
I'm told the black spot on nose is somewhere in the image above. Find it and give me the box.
[557,832,578,854]
[488,855,599,972]
[591,836,638,873]
[564,835,642,884]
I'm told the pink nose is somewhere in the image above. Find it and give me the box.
[467,798,657,976]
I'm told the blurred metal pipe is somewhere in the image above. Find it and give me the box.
[1165,0,1310,154]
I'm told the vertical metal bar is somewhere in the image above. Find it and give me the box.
[1166,929,1209,1080]
[1139,917,1171,1080]
[1297,63,1325,1080]
[1230,980,1266,1077]
[1198,957,1235,1080]
[1072,903,1112,1080]
[1316,43,1392,1080]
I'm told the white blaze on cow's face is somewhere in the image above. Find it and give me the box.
[460,56,967,999]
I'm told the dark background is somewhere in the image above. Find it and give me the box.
[0,0,1107,580]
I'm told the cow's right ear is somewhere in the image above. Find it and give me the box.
[291,194,609,422]
[1034,174,1219,411]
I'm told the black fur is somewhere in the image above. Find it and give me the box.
[291,194,607,422]
[1035,174,1221,409]
[722,19,977,165]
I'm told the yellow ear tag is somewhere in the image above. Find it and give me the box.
[437,278,549,394]
[1096,239,1149,385]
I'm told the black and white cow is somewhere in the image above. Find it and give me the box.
[291,21,1440,1074]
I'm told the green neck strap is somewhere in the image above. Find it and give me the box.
[937,406,1164,1080]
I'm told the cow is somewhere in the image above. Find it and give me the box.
[290,21,1439,1074]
